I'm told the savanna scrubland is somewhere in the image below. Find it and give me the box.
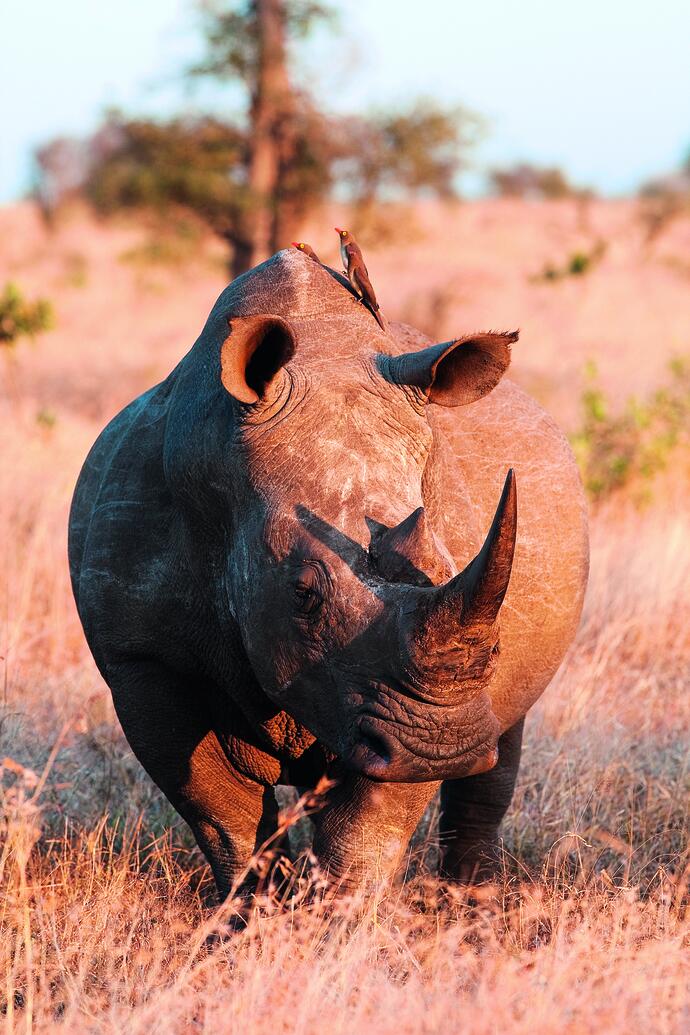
[1,198,689,1033]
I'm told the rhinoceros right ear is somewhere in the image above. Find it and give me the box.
[378,331,517,407]
[220,314,296,404]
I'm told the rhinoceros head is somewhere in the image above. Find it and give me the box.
[182,250,518,782]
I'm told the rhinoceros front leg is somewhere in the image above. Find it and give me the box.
[311,774,439,892]
[439,718,524,882]
[106,659,277,900]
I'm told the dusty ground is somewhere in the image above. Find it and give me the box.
[1,199,689,1032]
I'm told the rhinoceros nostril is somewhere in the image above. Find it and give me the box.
[358,723,391,766]
[344,717,395,778]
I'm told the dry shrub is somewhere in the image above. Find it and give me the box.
[0,800,687,1033]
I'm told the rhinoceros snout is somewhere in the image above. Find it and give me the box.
[345,713,499,783]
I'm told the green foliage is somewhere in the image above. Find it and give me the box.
[567,251,591,275]
[80,100,474,241]
[571,358,690,500]
[0,282,54,347]
[337,103,480,205]
[86,115,249,237]
[536,241,606,282]
[36,408,57,429]
[191,0,335,82]
[82,107,338,255]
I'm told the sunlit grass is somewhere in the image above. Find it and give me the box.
[1,198,689,1032]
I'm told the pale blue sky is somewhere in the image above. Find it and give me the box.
[3,0,689,201]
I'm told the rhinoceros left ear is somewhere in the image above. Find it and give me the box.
[378,331,517,407]
[220,314,296,404]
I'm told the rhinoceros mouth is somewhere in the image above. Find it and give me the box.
[344,710,498,783]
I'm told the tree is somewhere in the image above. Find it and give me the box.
[334,103,478,208]
[34,1,478,277]
[191,0,335,274]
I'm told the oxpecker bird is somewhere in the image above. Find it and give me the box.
[292,241,321,263]
[335,227,386,330]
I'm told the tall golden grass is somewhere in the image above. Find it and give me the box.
[1,200,688,1032]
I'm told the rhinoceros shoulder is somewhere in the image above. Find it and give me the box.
[67,373,200,675]
[429,373,589,729]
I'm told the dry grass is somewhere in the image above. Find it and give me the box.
[1,199,689,1032]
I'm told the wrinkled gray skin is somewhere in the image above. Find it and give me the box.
[69,251,589,897]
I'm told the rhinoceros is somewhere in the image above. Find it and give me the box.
[69,250,588,897]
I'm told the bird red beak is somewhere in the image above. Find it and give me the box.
[291,242,299,247]
[334,227,343,234]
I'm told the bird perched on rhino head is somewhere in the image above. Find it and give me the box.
[291,241,321,264]
[335,227,386,331]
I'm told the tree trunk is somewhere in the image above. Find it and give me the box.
[271,196,302,255]
[230,0,294,280]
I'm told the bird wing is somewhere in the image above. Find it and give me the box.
[343,242,363,270]
[351,260,378,309]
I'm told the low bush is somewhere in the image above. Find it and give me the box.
[0,282,54,346]
[571,357,690,500]
[535,240,606,282]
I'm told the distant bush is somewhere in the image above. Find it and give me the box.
[535,241,606,283]
[571,358,690,501]
[637,154,690,245]
[490,163,591,200]
[638,189,690,247]
[0,282,54,347]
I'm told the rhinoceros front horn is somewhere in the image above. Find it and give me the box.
[426,469,517,633]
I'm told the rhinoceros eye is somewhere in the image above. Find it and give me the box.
[294,584,321,615]
[293,565,324,617]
